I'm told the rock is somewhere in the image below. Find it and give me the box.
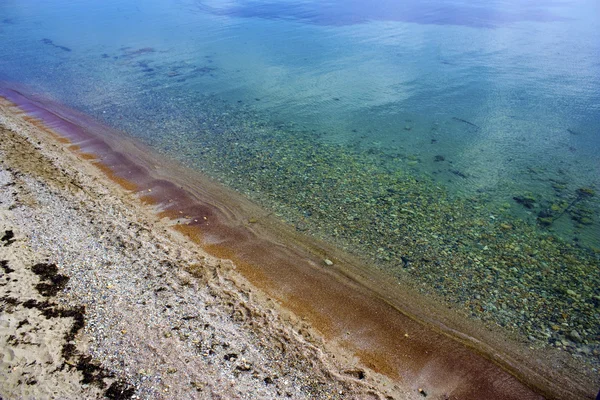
[323,259,334,266]
[576,346,592,355]
[568,330,582,342]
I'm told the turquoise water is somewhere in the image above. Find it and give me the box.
[1,0,599,367]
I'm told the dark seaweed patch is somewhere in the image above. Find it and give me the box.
[31,263,69,296]
[2,230,15,246]
[77,355,112,387]
[1,236,14,249]
[105,380,136,400]
[1,259,15,273]
[16,319,29,329]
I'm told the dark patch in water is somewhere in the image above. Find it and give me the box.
[452,117,480,130]
[448,169,467,178]
[41,38,72,52]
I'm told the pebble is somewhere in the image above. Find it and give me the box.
[568,330,582,343]
[323,259,334,266]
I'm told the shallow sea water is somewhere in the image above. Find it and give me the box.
[1,0,599,376]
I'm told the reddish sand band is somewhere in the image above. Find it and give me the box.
[0,84,589,400]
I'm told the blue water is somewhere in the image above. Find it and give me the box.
[1,0,600,364]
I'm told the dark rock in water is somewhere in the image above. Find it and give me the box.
[537,216,553,226]
[434,155,445,162]
[41,38,71,52]
[576,187,595,197]
[513,195,535,209]
[452,116,480,130]
[449,169,467,178]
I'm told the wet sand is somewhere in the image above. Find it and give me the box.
[0,87,595,399]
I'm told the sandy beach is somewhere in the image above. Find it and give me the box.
[0,93,596,400]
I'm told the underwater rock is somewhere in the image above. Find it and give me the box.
[449,169,467,178]
[41,38,72,52]
[537,217,553,227]
[434,155,445,162]
[452,117,480,130]
[576,187,595,197]
[513,195,536,209]
[568,330,582,343]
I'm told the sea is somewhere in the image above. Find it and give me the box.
[1,0,599,383]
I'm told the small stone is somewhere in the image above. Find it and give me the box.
[577,346,592,355]
[323,259,334,266]
[568,330,582,342]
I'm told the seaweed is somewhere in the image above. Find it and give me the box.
[31,263,69,297]
[105,381,136,399]
[1,259,15,273]
[1,230,15,246]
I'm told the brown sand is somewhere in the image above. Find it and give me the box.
[0,90,595,399]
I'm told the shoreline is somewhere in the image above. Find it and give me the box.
[0,87,596,399]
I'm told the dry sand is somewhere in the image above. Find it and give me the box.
[0,113,398,399]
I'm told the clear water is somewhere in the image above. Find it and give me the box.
[1,0,599,363]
